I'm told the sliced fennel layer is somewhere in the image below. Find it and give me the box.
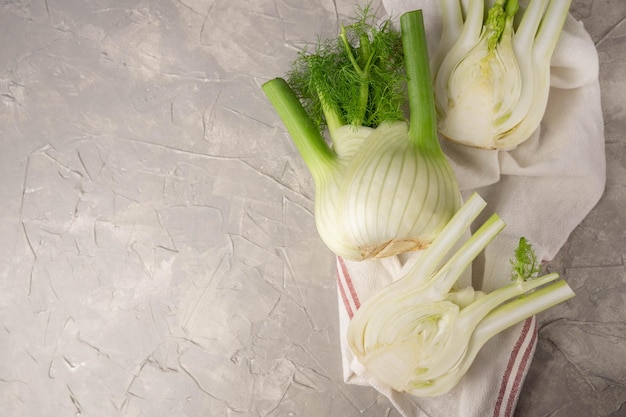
[433,0,572,149]
[347,192,575,397]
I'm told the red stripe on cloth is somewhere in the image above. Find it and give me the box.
[337,266,354,319]
[338,257,361,311]
[503,317,537,417]
[492,317,538,417]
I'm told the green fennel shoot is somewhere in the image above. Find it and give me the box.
[287,7,405,132]
[511,236,542,281]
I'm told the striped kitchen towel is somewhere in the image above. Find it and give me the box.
[336,1,605,415]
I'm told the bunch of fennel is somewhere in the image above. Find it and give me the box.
[347,192,575,396]
[433,0,572,149]
[263,9,460,261]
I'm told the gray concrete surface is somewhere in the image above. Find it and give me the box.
[0,0,623,416]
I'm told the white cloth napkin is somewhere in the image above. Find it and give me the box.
[337,2,606,416]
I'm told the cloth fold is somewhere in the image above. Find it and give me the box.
[337,2,606,416]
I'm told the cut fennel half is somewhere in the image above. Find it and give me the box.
[347,192,574,397]
[433,0,572,149]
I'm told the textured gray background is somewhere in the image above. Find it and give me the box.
[0,0,624,416]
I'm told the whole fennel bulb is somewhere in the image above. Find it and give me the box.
[433,0,572,149]
[263,10,460,261]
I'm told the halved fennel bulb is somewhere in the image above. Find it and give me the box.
[433,0,572,149]
[347,193,575,396]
